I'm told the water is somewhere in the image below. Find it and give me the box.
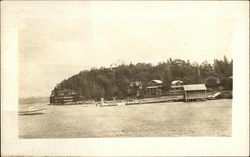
[19,97,49,111]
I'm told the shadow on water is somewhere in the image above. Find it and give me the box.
[18,113,45,116]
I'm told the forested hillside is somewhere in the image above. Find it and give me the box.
[52,56,232,100]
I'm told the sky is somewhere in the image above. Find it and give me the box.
[18,2,234,98]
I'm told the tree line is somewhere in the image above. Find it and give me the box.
[52,56,232,100]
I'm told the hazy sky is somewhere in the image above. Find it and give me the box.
[18,2,234,98]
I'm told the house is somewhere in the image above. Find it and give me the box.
[50,89,79,105]
[183,84,207,102]
[146,80,163,96]
[169,80,183,94]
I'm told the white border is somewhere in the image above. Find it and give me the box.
[1,1,249,156]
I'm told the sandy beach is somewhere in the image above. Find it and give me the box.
[19,99,231,138]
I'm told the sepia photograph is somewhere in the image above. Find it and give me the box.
[18,3,233,139]
[1,1,249,156]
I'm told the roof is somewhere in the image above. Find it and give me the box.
[183,84,207,91]
[57,89,77,94]
[129,81,142,87]
[153,80,162,84]
[147,85,162,89]
[59,89,71,92]
[148,80,162,84]
[171,80,183,85]
[171,85,183,88]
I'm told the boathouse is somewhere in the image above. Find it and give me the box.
[183,84,207,102]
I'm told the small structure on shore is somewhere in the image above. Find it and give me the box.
[129,81,142,97]
[169,80,183,95]
[146,80,163,96]
[183,84,207,102]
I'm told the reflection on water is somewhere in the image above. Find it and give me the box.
[19,97,49,111]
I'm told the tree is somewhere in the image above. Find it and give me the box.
[220,77,232,90]
[51,57,233,100]
[200,61,214,80]
[205,76,220,89]
[213,56,232,78]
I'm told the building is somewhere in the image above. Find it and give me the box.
[146,80,163,96]
[169,80,183,94]
[50,89,80,105]
[183,84,207,102]
[129,81,142,97]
